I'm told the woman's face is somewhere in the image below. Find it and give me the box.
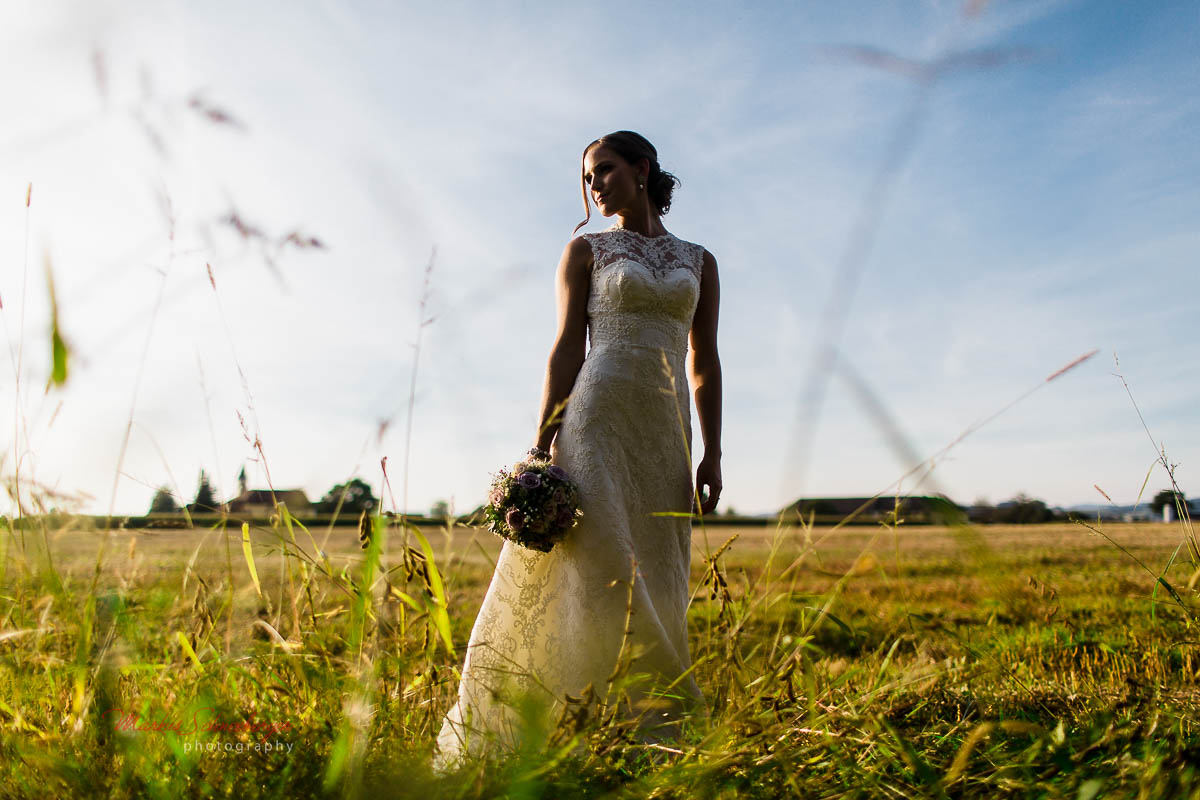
[583,145,642,217]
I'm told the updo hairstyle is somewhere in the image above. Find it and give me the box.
[574,131,680,234]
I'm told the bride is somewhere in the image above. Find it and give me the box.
[435,130,722,764]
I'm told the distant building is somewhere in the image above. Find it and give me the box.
[1120,507,1158,523]
[225,489,314,518]
[781,495,959,524]
[1163,499,1200,523]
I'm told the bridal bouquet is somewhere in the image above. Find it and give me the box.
[484,450,581,552]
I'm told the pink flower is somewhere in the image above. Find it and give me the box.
[505,508,525,530]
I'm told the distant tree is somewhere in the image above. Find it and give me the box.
[969,506,997,524]
[429,499,451,519]
[968,498,996,524]
[318,478,378,516]
[148,486,180,513]
[994,493,1056,524]
[1151,489,1187,516]
[190,470,218,513]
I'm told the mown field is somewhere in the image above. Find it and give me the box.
[1,515,1198,798]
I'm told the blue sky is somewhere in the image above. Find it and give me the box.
[0,0,1197,516]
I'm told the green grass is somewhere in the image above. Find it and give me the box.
[0,517,1198,799]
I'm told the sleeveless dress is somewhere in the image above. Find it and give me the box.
[435,226,707,765]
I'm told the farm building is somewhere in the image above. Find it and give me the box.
[781,495,960,524]
[224,489,315,518]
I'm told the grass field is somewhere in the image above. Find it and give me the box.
[1,515,1198,798]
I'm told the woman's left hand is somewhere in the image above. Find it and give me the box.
[694,453,723,516]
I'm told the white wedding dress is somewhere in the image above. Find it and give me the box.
[435,226,707,765]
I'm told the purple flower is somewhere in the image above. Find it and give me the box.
[518,471,542,489]
[505,508,525,530]
[547,465,568,481]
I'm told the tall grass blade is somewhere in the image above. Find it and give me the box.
[176,631,204,673]
[412,524,454,656]
[44,256,68,386]
[242,522,262,599]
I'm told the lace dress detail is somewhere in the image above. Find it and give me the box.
[435,226,707,766]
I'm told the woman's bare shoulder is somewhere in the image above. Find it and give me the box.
[565,235,594,257]
[558,235,595,280]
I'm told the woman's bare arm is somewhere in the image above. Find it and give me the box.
[533,236,593,452]
[688,249,723,514]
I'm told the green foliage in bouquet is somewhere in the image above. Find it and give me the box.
[484,457,582,552]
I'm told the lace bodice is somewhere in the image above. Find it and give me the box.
[581,227,705,357]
